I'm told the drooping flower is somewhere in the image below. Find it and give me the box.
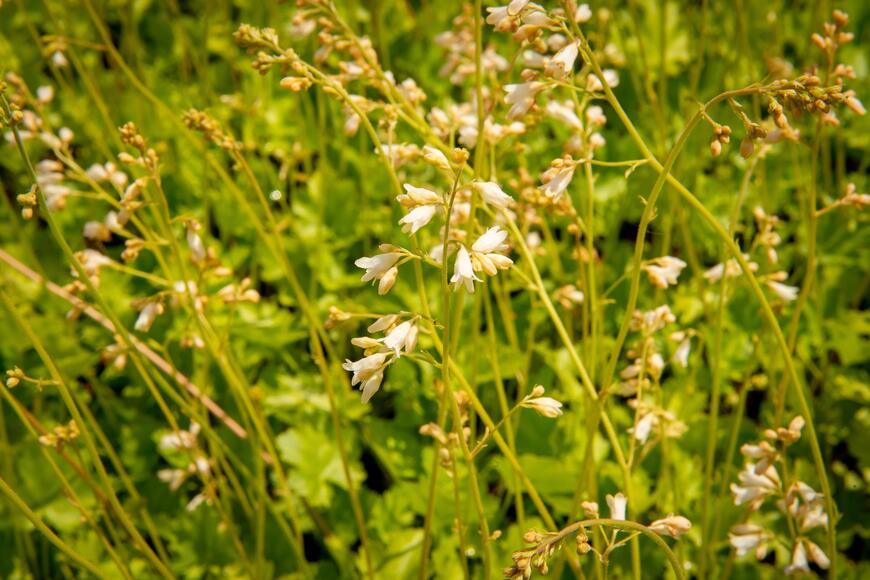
[470,226,514,276]
[648,514,692,537]
[355,252,401,283]
[728,523,771,559]
[473,181,514,209]
[521,395,563,418]
[399,204,439,234]
[643,256,687,289]
[134,301,165,332]
[545,100,583,131]
[545,41,579,79]
[381,319,419,356]
[451,246,481,293]
[731,462,781,510]
[504,81,545,119]
[540,160,576,198]
[766,279,799,301]
[342,351,392,403]
[784,540,810,575]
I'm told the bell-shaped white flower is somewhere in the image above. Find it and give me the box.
[504,81,544,119]
[474,181,514,209]
[545,100,583,131]
[451,246,481,293]
[399,204,439,234]
[355,252,401,282]
[381,319,418,356]
[545,41,579,78]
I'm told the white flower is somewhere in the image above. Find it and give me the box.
[378,266,399,295]
[703,255,758,282]
[575,3,592,23]
[399,204,439,234]
[471,226,509,254]
[504,81,544,119]
[731,463,780,510]
[451,246,481,293]
[586,69,619,92]
[52,50,68,67]
[474,181,514,209]
[669,331,693,368]
[648,514,692,537]
[83,221,111,242]
[766,280,799,301]
[545,41,578,79]
[545,100,583,131]
[343,351,391,403]
[631,411,657,443]
[187,227,206,263]
[643,256,687,289]
[805,539,830,570]
[508,0,530,15]
[397,183,442,207]
[159,423,200,451]
[355,252,400,282]
[368,314,398,333]
[422,145,451,172]
[554,284,585,309]
[540,163,576,198]
[630,305,676,334]
[485,6,510,29]
[784,540,809,575]
[470,227,514,276]
[521,396,563,418]
[134,301,164,332]
[728,523,771,559]
[586,105,606,127]
[381,320,418,356]
[36,86,54,104]
[606,492,627,520]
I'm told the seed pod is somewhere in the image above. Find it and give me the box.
[740,137,755,159]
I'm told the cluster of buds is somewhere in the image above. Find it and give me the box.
[817,182,870,217]
[505,530,561,579]
[419,421,455,469]
[752,206,782,263]
[16,184,37,220]
[38,420,80,449]
[182,109,241,152]
[217,278,261,304]
[5,366,25,388]
[436,8,509,86]
[708,121,732,158]
[117,122,159,172]
[629,305,676,336]
[627,400,687,444]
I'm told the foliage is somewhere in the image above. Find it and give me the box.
[0,0,868,578]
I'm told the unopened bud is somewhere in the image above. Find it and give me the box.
[377,266,398,295]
